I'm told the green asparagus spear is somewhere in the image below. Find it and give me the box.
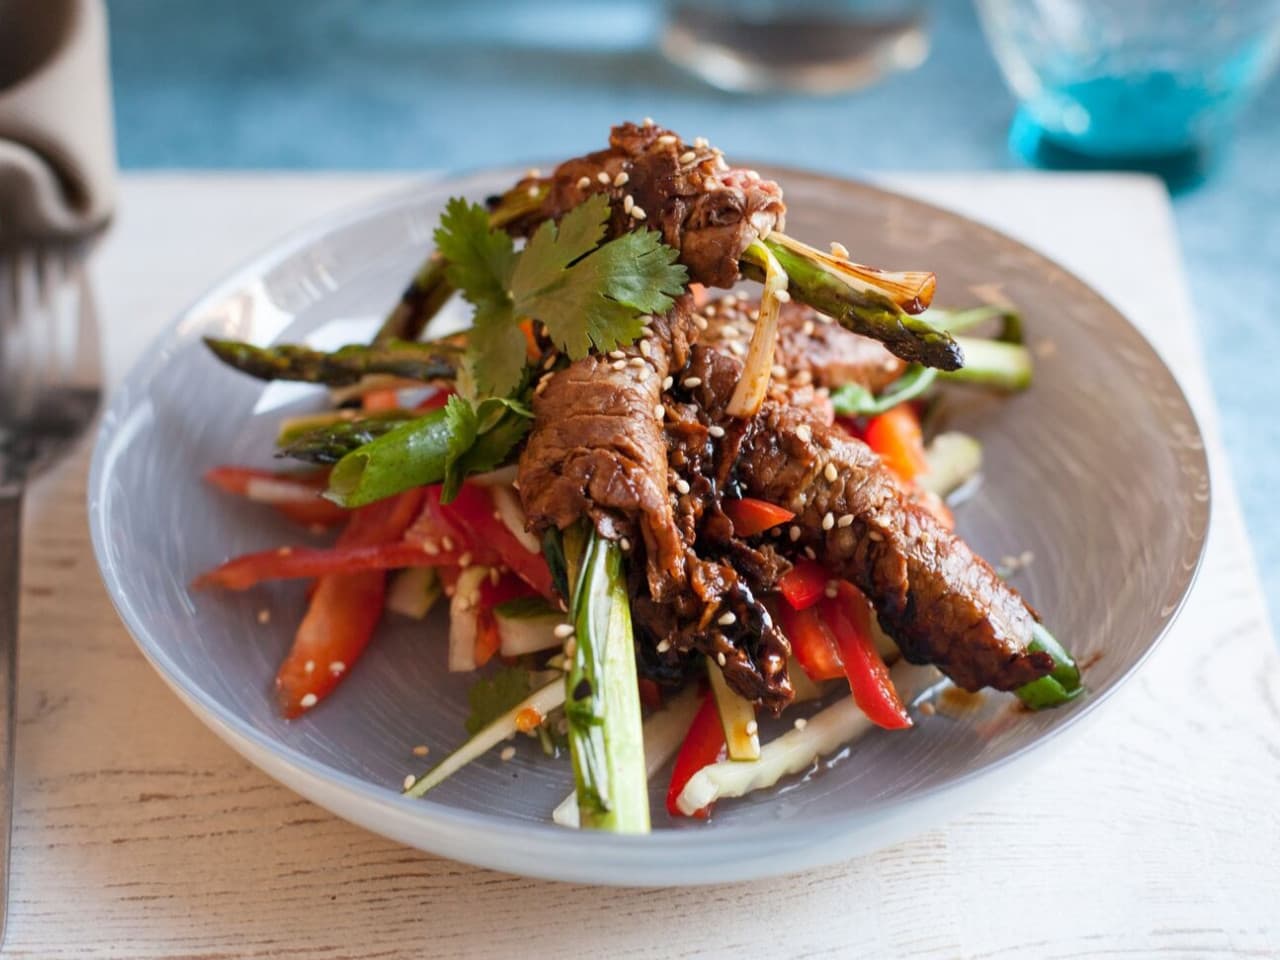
[277,411,418,464]
[559,523,650,833]
[742,240,964,370]
[373,181,551,344]
[203,337,460,386]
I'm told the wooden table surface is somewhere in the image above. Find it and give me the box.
[8,173,1278,959]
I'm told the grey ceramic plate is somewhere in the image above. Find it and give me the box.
[88,168,1209,886]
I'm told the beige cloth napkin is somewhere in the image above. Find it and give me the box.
[0,0,115,244]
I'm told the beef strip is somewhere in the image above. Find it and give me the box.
[503,122,786,290]
[698,295,907,394]
[683,346,1054,693]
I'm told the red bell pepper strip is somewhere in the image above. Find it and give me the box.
[205,465,349,527]
[193,540,461,591]
[723,497,796,538]
[438,484,555,598]
[274,489,425,717]
[822,582,912,730]
[777,557,828,611]
[774,600,845,681]
[666,691,727,819]
[864,404,928,483]
[416,387,455,412]
[362,388,400,412]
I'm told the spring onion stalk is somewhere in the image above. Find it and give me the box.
[707,657,760,760]
[727,240,788,417]
[741,238,962,371]
[676,662,916,815]
[767,232,936,313]
[203,337,460,386]
[560,524,650,833]
[918,431,983,499]
[403,678,567,798]
[1014,623,1083,710]
[375,182,551,344]
[552,684,701,828]
[940,337,1032,391]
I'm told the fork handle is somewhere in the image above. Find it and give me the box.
[0,487,20,945]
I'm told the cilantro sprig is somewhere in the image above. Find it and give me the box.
[435,193,688,398]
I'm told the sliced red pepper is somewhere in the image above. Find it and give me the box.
[822,582,911,730]
[777,557,828,611]
[205,465,348,527]
[723,497,796,538]
[205,465,329,496]
[775,601,845,681]
[193,540,460,591]
[274,489,425,718]
[438,484,555,598]
[666,691,727,819]
[416,387,455,412]
[362,388,400,412]
[864,404,928,483]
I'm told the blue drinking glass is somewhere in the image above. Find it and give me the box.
[975,0,1280,188]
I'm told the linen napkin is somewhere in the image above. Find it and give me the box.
[0,0,115,244]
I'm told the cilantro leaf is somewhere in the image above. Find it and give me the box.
[439,395,531,502]
[512,194,687,358]
[434,198,515,317]
[464,667,533,736]
[440,395,479,502]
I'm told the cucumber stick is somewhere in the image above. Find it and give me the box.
[707,657,760,760]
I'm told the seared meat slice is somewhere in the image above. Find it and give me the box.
[698,295,908,394]
[684,347,1054,693]
[503,122,786,290]
[518,296,697,602]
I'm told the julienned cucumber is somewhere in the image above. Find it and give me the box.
[492,596,566,657]
[707,657,760,760]
[918,431,983,499]
[942,337,1032,391]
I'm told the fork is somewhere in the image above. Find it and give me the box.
[0,241,101,944]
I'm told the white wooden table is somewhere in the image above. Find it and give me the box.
[9,173,1278,959]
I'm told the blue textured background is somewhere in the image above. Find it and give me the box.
[107,0,1279,622]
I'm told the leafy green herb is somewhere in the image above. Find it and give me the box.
[830,364,939,417]
[435,193,687,398]
[464,667,534,736]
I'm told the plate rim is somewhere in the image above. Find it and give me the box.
[87,165,1212,883]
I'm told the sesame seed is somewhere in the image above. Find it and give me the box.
[746,169,761,181]
[675,478,691,495]
[794,717,808,730]
[717,611,737,626]
[534,378,549,397]
[822,512,835,531]
[457,552,472,568]
[824,463,838,482]
[300,693,318,709]
[657,134,677,145]
[789,525,801,542]
[694,136,709,148]
[803,546,817,559]
[623,194,634,214]
[708,424,725,438]
[683,376,702,388]
[639,339,653,357]
[609,349,625,359]
[613,171,629,187]
[526,186,539,199]
[489,567,501,585]
[838,514,854,528]
[500,746,516,762]
[802,320,815,337]
[631,206,647,221]
[629,356,646,368]
[257,608,271,624]
[693,314,709,330]
[745,720,759,736]
[542,353,557,370]
[817,312,833,324]
[564,636,577,659]
[643,116,655,127]
[868,530,884,542]
[612,359,627,371]
[716,651,727,667]
[795,423,812,443]
[597,170,611,184]
[679,150,697,164]
[716,155,730,171]
[718,324,741,339]
[725,339,746,356]
[657,639,671,653]
[304,660,315,674]
[577,176,591,189]
[412,745,429,758]
[403,774,416,790]
[775,289,791,303]
[620,537,632,551]
[654,403,665,421]
[553,623,575,640]
[829,241,850,259]
[769,362,787,378]
[329,660,346,675]
[661,375,673,390]
[441,536,455,552]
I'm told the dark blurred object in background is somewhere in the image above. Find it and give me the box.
[662,0,929,93]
